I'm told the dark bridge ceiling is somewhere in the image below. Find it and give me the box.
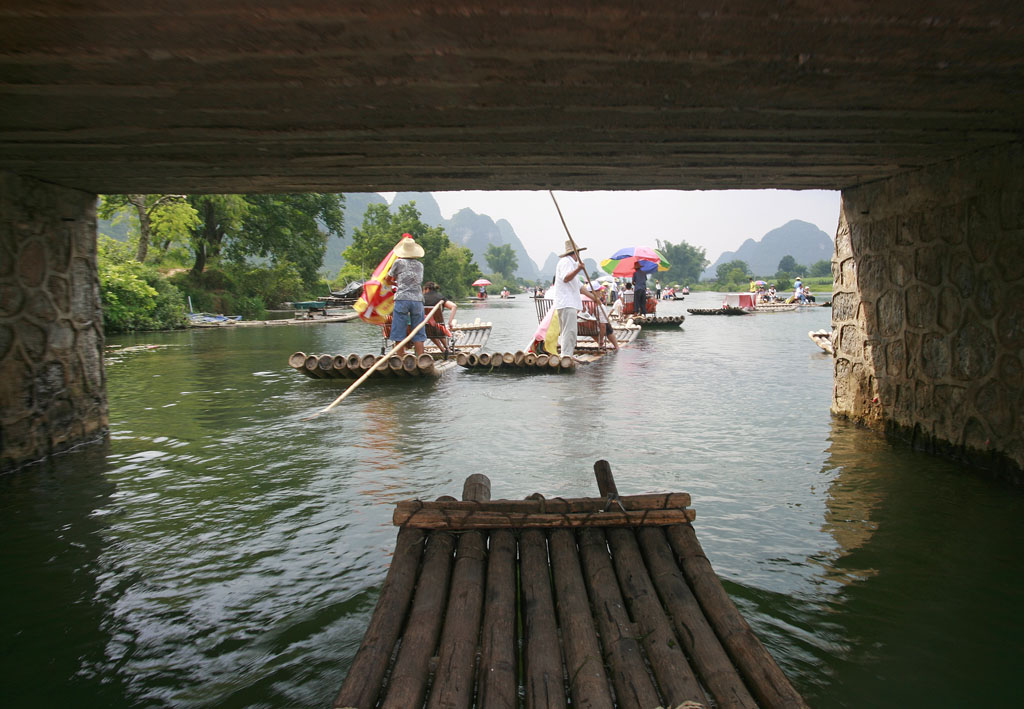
[1,1,1022,195]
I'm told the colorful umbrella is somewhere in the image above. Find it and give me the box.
[471,278,492,287]
[600,246,672,277]
[755,280,767,286]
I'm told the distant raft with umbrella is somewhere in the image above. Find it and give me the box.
[471,277,492,300]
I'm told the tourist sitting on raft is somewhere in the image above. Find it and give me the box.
[581,286,620,350]
[422,281,458,355]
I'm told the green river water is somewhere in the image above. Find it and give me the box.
[2,292,1022,708]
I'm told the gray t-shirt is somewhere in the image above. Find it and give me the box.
[390,258,424,301]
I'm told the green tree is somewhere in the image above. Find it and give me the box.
[716,259,750,282]
[809,259,832,277]
[484,243,518,279]
[187,195,250,276]
[97,235,188,332]
[344,201,480,298]
[777,254,806,275]
[98,194,198,263]
[231,193,344,285]
[656,239,708,285]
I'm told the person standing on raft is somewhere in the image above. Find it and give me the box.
[552,239,587,358]
[384,234,426,357]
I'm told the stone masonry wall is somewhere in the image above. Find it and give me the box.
[832,143,1024,480]
[1,172,107,470]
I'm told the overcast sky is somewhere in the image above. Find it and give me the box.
[384,189,841,268]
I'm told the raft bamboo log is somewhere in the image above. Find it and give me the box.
[402,353,419,375]
[388,355,405,376]
[359,354,377,369]
[534,353,549,367]
[346,353,361,369]
[477,528,517,709]
[666,523,810,709]
[394,493,691,523]
[380,498,458,709]
[304,355,327,378]
[318,354,336,377]
[606,525,708,706]
[332,526,427,709]
[467,353,479,366]
[333,355,354,378]
[524,353,537,366]
[547,354,560,369]
[307,302,441,419]
[578,526,662,709]
[513,350,526,366]
[637,526,758,709]
[502,352,515,365]
[426,475,489,709]
[456,352,469,366]
[549,527,614,709]
[477,352,491,366]
[559,355,574,369]
[520,528,567,709]
[417,354,436,376]
[288,351,307,369]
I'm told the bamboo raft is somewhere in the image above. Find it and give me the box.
[457,350,578,373]
[686,307,750,316]
[289,320,492,380]
[630,314,686,327]
[334,461,808,709]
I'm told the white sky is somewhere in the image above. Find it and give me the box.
[383,190,841,268]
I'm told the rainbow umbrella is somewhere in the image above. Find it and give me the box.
[600,246,671,277]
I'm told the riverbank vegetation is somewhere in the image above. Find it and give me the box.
[693,254,833,292]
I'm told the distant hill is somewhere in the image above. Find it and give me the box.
[391,192,540,279]
[322,193,388,276]
[701,220,834,280]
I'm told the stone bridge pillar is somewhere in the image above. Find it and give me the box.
[1,173,107,470]
[831,143,1024,481]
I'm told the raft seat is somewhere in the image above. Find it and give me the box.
[334,461,808,709]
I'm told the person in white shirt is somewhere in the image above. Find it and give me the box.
[551,240,586,357]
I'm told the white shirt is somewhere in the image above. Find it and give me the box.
[552,255,583,310]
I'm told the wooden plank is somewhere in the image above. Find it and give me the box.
[379,528,457,709]
[549,528,614,709]
[666,524,810,709]
[577,527,662,709]
[636,526,758,709]
[426,476,490,709]
[333,526,426,709]
[606,526,708,706]
[520,528,567,708]
[394,492,691,522]
[477,529,518,709]
[394,507,695,530]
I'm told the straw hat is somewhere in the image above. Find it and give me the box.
[560,240,587,257]
[394,234,424,258]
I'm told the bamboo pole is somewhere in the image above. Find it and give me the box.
[548,190,613,327]
[666,523,810,709]
[549,527,614,709]
[333,526,427,708]
[578,526,662,709]
[605,525,708,706]
[426,475,490,709]
[520,528,567,708]
[305,301,442,419]
[636,526,758,709]
[478,528,517,709]
[380,497,458,709]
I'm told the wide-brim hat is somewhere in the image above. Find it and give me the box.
[560,240,587,257]
[394,234,424,258]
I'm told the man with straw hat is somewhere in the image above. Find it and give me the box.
[551,239,587,358]
[385,233,427,356]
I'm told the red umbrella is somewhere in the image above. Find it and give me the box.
[471,278,492,287]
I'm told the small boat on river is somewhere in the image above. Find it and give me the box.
[686,306,750,316]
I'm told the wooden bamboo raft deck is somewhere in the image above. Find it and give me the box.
[457,350,578,373]
[334,461,808,709]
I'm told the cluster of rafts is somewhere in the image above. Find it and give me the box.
[289,300,682,381]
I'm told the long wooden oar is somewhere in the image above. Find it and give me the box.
[303,301,443,420]
[548,190,614,329]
